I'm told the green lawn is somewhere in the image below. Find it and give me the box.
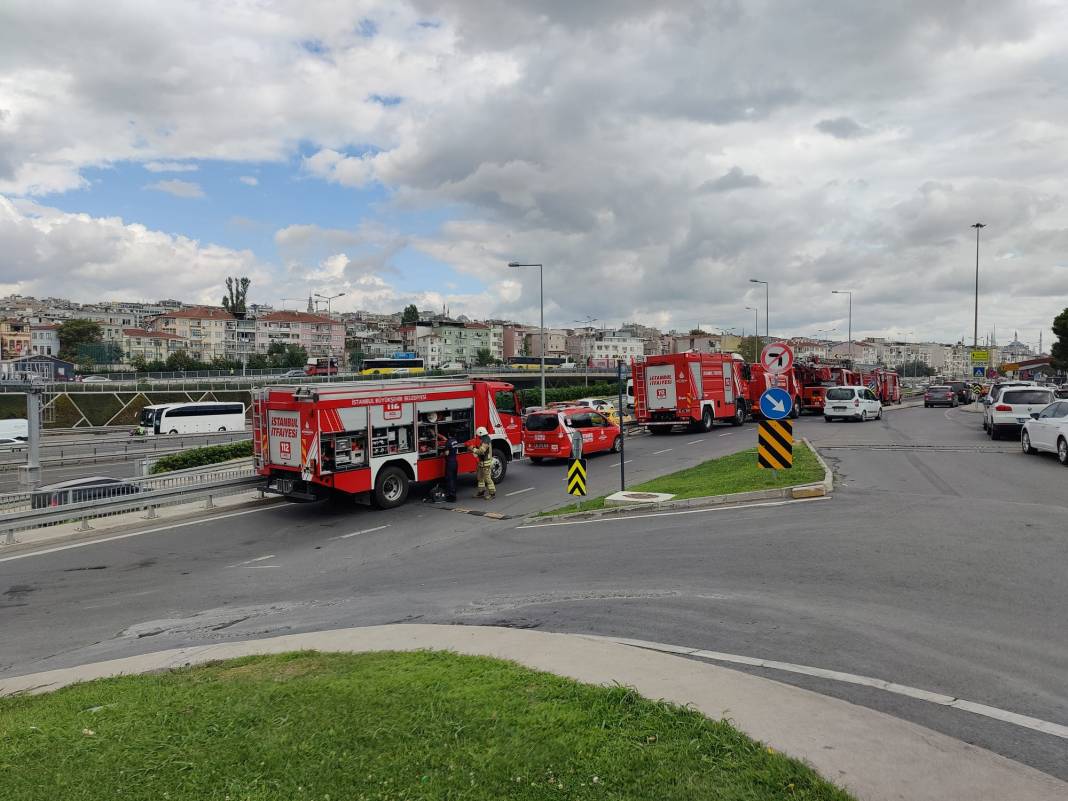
[544,441,824,516]
[0,651,852,801]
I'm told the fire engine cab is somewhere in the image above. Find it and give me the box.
[632,352,750,433]
[253,378,523,509]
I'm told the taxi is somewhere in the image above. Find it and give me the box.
[523,406,622,463]
[572,397,622,425]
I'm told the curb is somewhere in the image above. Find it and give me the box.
[1,624,1063,801]
[529,438,833,523]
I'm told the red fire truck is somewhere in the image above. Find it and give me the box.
[797,363,859,414]
[632,352,750,433]
[861,368,902,404]
[746,363,803,419]
[253,378,524,508]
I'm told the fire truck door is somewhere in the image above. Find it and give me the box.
[722,364,734,403]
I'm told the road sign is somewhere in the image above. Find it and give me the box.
[971,349,990,363]
[760,342,794,375]
[567,458,588,496]
[757,420,793,470]
[973,366,986,377]
[758,387,793,421]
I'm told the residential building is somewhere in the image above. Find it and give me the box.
[501,324,529,360]
[256,311,345,357]
[788,337,833,362]
[525,328,570,358]
[0,320,31,359]
[407,320,501,366]
[414,334,445,369]
[829,340,881,365]
[588,334,643,363]
[619,322,666,356]
[147,306,235,362]
[122,328,190,363]
[29,324,60,356]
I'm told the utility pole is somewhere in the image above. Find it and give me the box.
[17,387,43,490]
[971,223,985,349]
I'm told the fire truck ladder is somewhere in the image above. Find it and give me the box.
[632,362,648,420]
[251,390,263,469]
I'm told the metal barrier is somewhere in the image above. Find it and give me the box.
[0,472,264,545]
[0,435,252,473]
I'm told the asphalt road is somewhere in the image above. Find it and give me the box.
[2,405,1066,780]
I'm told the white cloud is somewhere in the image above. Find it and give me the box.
[239,175,258,186]
[0,195,270,304]
[144,161,199,173]
[146,179,204,199]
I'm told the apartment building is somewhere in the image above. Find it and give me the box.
[121,328,190,362]
[147,306,235,362]
[256,311,345,357]
[525,328,570,358]
[0,320,31,359]
[30,324,61,356]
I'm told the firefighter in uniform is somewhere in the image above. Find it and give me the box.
[471,426,495,499]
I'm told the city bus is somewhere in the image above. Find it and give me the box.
[305,356,340,376]
[154,402,247,434]
[360,357,426,376]
[506,356,576,370]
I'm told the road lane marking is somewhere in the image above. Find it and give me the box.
[608,459,634,467]
[332,524,390,540]
[686,439,705,445]
[594,635,1068,741]
[0,505,282,564]
[228,554,275,567]
[505,487,535,497]
[652,448,673,455]
[718,432,733,437]
[518,495,830,528]
[241,565,278,569]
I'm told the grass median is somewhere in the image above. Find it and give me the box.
[543,440,823,516]
[0,650,852,801]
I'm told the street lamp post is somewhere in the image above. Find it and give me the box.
[509,262,546,407]
[971,222,985,349]
[749,279,769,341]
[745,306,759,361]
[832,290,853,365]
[314,292,346,315]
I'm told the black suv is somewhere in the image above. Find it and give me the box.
[945,381,974,405]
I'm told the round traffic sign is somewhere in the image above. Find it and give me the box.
[760,342,794,375]
[759,387,793,420]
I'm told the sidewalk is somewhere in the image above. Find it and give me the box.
[1,624,1063,801]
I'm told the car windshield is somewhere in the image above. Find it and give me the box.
[826,388,854,401]
[524,414,560,432]
[1001,390,1054,405]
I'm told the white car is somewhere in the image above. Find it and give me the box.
[823,386,883,422]
[987,386,1056,440]
[81,375,111,383]
[1021,400,1068,465]
[0,436,27,452]
[982,381,1036,432]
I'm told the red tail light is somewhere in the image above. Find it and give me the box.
[995,404,1012,412]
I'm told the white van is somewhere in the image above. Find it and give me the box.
[824,386,883,422]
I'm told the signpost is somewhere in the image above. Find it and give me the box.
[973,366,986,378]
[760,342,794,375]
[567,458,588,496]
[757,419,794,470]
[970,349,990,364]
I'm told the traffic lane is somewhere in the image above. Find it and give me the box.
[0,460,142,492]
[4,487,1066,779]
[0,430,248,463]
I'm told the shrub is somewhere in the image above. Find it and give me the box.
[519,380,624,410]
[150,440,253,474]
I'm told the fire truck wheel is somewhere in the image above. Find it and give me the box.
[700,407,714,431]
[491,447,508,483]
[373,465,410,509]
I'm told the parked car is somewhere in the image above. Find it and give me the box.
[924,385,958,408]
[1056,384,1068,400]
[1020,400,1068,465]
[523,406,621,462]
[987,387,1056,440]
[30,476,140,509]
[80,375,111,383]
[572,397,622,424]
[824,386,883,422]
[0,436,27,452]
[944,381,974,405]
[983,381,1039,432]
[280,369,307,378]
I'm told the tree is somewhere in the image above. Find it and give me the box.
[739,335,762,363]
[129,354,148,372]
[345,337,365,370]
[1051,307,1068,373]
[688,328,705,336]
[401,304,420,324]
[894,360,935,378]
[267,342,307,368]
[165,350,198,371]
[58,319,103,360]
[475,347,493,366]
[222,276,251,315]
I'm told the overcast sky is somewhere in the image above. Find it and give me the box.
[1,0,1066,347]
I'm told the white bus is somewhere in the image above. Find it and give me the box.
[155,402,246,435]
[137,404,176,436]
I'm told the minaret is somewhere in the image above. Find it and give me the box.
[307,296,314,313]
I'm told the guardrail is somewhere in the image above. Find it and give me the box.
[0,434,252,472]
[0,468,263,544]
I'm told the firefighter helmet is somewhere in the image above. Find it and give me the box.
[475,426,489,437]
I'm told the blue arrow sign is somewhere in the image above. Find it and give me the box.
[973,366,986,377]
[759,387,793,420]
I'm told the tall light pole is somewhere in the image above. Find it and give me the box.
[971,222,985,349]
[314,292,346,315]
[902,331,914,383]
[832,290,853,364]
[574,316,597,387]
[749,279,769,341]
[745,306,759,361]
[509,262,546,407]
